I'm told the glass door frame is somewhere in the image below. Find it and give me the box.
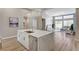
[53,13,75,31]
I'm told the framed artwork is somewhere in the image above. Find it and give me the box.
[9,17,19,27]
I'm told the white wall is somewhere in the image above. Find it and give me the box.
[0,9,3,38]
[0,8,29,39]
[0,8,42,39]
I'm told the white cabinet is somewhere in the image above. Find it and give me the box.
[17,31,29,49]
[17,29,54,51]
[18,16,45,30]
[29,36,37,51]
[29,34,54,51]
[17,31,37,50]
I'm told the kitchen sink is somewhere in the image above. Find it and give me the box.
[25,31,34,33]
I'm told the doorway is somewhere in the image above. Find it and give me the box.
[42,18,45,30]
[55,20,63,31]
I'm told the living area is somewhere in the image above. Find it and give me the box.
[0,8,79,51]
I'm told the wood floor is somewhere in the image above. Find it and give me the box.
[0,32,76,51]
[0,37,27,51]
[54,32,75,51]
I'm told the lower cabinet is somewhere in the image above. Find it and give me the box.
[17,31,29,49]
[17,31,37,50]
[29,36,37,51]
[29,33,54,51]
[17,31,54,51]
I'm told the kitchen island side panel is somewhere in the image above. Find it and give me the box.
[37,33,54,51]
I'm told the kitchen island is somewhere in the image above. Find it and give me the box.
[17,29,54,51]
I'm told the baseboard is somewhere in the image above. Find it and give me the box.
[2,36,16,40]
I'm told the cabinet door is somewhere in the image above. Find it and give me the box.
[18,32,26,47]
[17,31,29,49]
[17,31,23,42]
[37,16,42,30]
[29,36,37,51]
[24,32,29,49]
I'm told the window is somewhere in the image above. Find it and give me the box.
[64,20,73,27]
[55,21,62,31]
[55,16,62,20]
[54,14,74,31]
[63,15,73,19]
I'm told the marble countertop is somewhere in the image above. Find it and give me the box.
[18,29,53,38]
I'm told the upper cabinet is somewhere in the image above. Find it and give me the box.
[37,16,42,30]
[18,10,46,30]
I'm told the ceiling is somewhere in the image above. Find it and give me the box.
[22,8,76,17]
[22,8,53,12]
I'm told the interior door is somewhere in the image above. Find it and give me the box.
[42,18,45,30]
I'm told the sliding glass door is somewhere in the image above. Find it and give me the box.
[55,20,62,31]
[53,14,74,31]
[64,20,73,27]
[54,16,63,31]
